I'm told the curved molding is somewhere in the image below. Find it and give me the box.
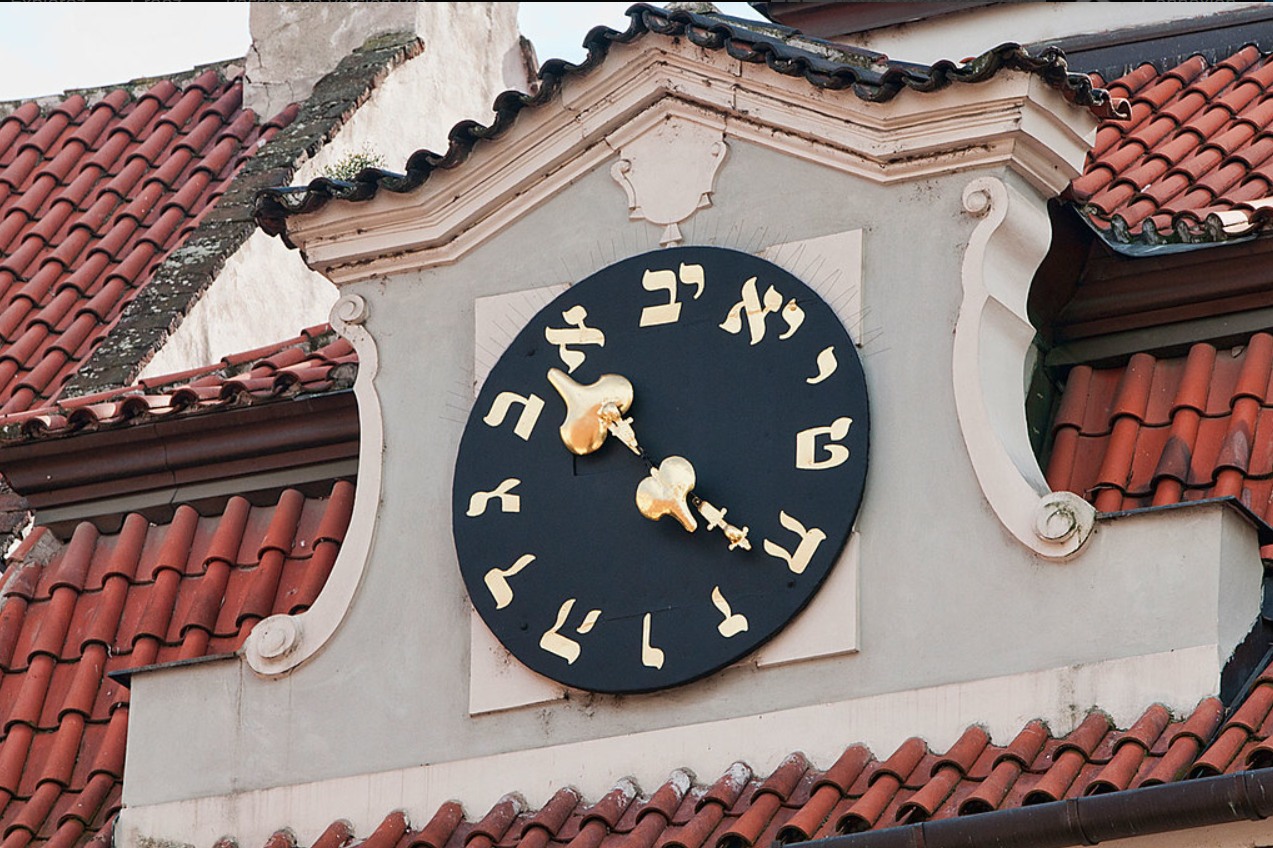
[283,43,1094,284]
[953,177,1094,560]
[608,110,729,247]
[243,293,384,675]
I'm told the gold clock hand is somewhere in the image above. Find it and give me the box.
[548,368,751,552]
[546,367,639,455]
[634,459,751,551]
[695,498,752,551]
[636,456,698,531]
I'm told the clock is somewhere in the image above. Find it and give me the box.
[452,246,868,693]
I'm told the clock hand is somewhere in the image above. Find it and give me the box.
[694,497,752,551]
[546,368,637,455]
[547,368,751,551]
[635,458,751,551]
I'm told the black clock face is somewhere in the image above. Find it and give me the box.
[452,246,868,693]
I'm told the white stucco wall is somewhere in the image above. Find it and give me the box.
[294,2,529,184]
[138,233,336,380]
[839,2,1269,65]
[121,141,1267,818]
[144,2,529,378]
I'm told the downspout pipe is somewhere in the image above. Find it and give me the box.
[787,768,1273,848]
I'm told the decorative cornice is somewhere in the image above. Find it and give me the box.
[0,392,357,537]
[265,39,1097,285]
[254,2,1122,245]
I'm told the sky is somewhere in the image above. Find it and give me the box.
[0,2,765,103]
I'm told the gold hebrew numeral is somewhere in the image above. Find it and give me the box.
[763,511,827,575]
[539,598,602,664]
[641,612,665,669]
[720,277,805,344]
[483,392,545,440]
[467,478,521,516]
[544,305,605,373]
[639,263,705,327]
[711,586,749,638]
[483,554,535,609]
[796,417,854,470]
[807,346,838,385]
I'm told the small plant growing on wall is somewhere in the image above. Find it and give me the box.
[321,147,387,182]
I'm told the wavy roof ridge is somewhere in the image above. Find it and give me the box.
[254,2,1121,238]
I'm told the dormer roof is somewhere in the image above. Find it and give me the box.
[0,67,296,413]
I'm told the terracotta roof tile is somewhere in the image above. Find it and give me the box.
[0,323,356,444]
[0,478,354,846]
[1074,47,1273,244]
[1048,331,1273,556]
[143,683,1272,848]
[0,69,297,414]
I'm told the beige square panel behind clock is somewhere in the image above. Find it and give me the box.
[759,230,864,347]
[468,232,865,714]
[473,283,571,398]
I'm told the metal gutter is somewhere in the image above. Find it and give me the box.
[1096,495,1273,547]
[107,652,238,689]
[789,767,1273,848]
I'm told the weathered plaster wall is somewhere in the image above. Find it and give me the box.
[292,3,529,182]
[246,2,401,120]
[120,140,1267,825]
[145,2,529,378]
[138,232,336,380]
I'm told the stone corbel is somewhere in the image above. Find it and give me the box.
[954,176,1094,560]
[243,293,384,674]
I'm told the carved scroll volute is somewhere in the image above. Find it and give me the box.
[610,113,729,247]
[244,293,384,675]
[954,177,1094,560]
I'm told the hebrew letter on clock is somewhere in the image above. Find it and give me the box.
[544,305,605,373]
[796,417,854,470]
[483,392,545,440]
[639,263,706,327]
[763,511,827,575]
[720,279,805,345]
[467,478,522,516]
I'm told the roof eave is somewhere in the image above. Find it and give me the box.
[254,2,1121,247]
[0,390,358,537]
[793,766,1273,848]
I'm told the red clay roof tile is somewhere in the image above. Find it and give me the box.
[0,68,296,415]
[0,478,355,845]
[0,324,356,445]
[1049,332,1273,555]
[41,682,1206,847]
[1074,47,1273,242]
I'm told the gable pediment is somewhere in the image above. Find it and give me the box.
[270,28,1099,284]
